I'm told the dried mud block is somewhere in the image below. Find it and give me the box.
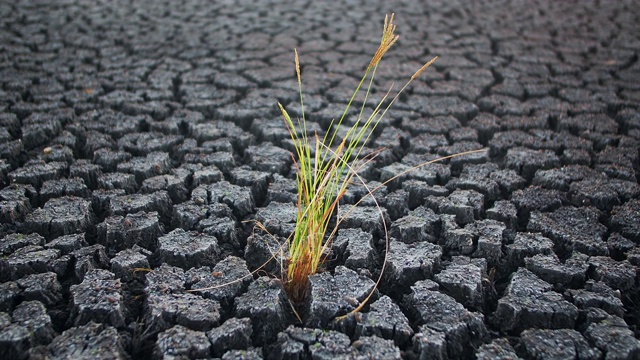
[435,261,484,311]
[306,266,376,328]
[0,245,61,281]
[441,215,474,255]
[583,309,640,359]
[207,317,253,357]
[44,233,87,255]
[441,142,488,172]
[69,244,109,282]
[489,168,526,197]
[97,211,163,253]
[569,178,639,211]
[188,121,252,151]
[153,325,211,360]
[244,231,287,277]
[109,191,172,221]
[184,151,236,174]
[450,127,479,143]
[446,163,501,202]
[91,189,126,216]
[402,180,449,209]
[402,115,460,136]
[82,131,117,156]
[93,148,133,172]
[25,196,93,239]
[401,156,452,186]
[146,290,221,334]
[468,219,506,265]
[230,167,270,204]
[332,228,375,271]
[381,189,409,220]
[511,186,564,218]
[117,132,183,156]
[69,161,103,190]
[610,198,640,242]
[8,161,67,188]
[111,248,150,282]
[406,280,488,359]
[271,326,401,360]
[70,269,125,328]
[235,276,290,345]
[569,280,625,317]
[0,233,45,256]
[595,163,637,182]
[187,256,251,309]
[0,300,54,360]
[245,143,292,175]
[558,113,618,135]
[607,232,636,260]
[436,189,484,225]
[351,335,402,360]
[385,240,442,289]
[475,338,520,360]
[117,151,172,184]
[16,272,62,306]
[519,328,601,360]
[194,181,255,218]
[0,113,20,137]
[172,201,230,230]
[0,282,20,311]
[389,206,440,244]
[596,145,638,171]
[145,264,186,294]
[337,205,389,237]
[525,253,588,287]
[528,206,608,256]
[492,268,578,333]
[354,295,413,347]
[80,110,144,138]
[341,180,388,207]
[505,232,554,268]
[222,347,263,359]
[157,228,220,269]
[419,97,478,121]
[254,201,297,237]
[198,218,239,252]
[380,162,438,190]
[0,140,24,167]
[504,147,560,180]
[562,148,591,166]
[141,174,189,204]
[29,322,128,359]
[587,256,638,290]
[192,164,223,187]
[39,178,90,203]
[266,174,297,205]
[21,113,62,149]
[0,196,31,225]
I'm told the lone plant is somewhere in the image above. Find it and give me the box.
[280,14,438,306]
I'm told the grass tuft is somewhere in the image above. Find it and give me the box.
[279,13,438,306]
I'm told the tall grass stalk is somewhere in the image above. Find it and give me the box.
[280,13,439,305]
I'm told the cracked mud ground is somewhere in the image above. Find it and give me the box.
[1,0,639,359]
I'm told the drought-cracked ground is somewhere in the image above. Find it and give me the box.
[1,0,639,359]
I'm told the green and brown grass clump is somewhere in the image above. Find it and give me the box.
[280,14,438,307]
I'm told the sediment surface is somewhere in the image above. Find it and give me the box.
[1,0,639,359]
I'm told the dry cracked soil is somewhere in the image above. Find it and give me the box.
[0,0,639,359]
